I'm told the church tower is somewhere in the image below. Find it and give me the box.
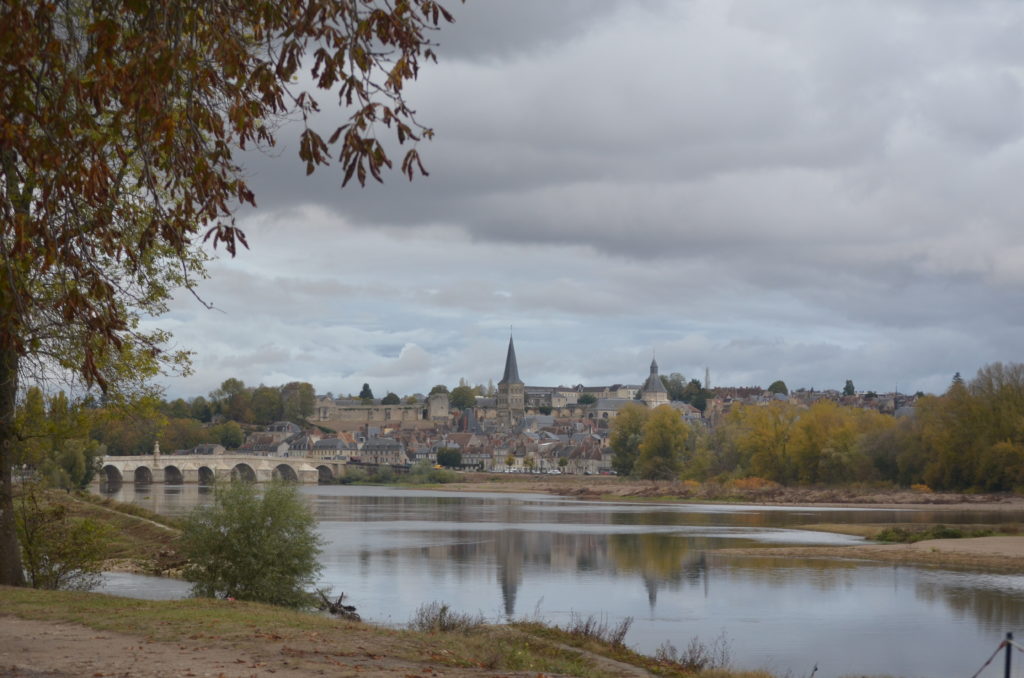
[497,335,525,431]
[640,355,669,408]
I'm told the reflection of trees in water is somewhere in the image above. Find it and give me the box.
[608,533,709,606]
[707,554,859,592]
[915,577,1024,629]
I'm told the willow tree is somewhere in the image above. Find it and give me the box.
[0,0,456,586]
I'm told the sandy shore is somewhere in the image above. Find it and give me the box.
[712,536,1024,573]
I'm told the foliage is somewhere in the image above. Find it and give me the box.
[436,448,462,468]
[0,0,455,586]
[560,612,633,647]
[660,373,687,401]
[449,385,477,410]
[358,383,374,401]
[404,461,461,484]
[15,484,111,590]
[634,406,689,480]
[609,404,649,476]
[181,481,322,608]
[409,601,487,633]
[13,388,103,490]
[843,380,856,396]
[655,632,731,672]
[872,525,1004,543]
[429,384,450,395]
[381,392,401,405]
[767,380,788,395]
[577,394,597,405]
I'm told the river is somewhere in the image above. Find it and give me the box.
[96,483,1024,678]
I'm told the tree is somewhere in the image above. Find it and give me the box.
[578,394,597,406]
[15,484,111,591]
[843,380,856,396]
[381,392,401,405]
[14,388,103,490]
[189,396,212,423]
[768,380,788,396]
[0,0,455,587]
[661,373,687,401]
[181,480,322,608]
[251,385,283,425]
[212,421,244,450]
[449,385,476,410]
[359,383,375,402]
[634,406,689,480]
[609,403,649,476]
[436,448,461,468]
[429,385,450,396]
[281,382,315,421]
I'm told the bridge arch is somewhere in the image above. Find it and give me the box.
[163,465,183,484]
[273,464,298,482]
[197,466,215,485]
[100,465,123,484]
[231,463,256,482]
[316,465,334,483]
[133,466,153,484]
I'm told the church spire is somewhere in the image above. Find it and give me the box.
[499,335,523,385]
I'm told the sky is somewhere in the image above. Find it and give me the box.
[153,0,1024,400]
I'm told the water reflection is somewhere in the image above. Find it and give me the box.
[94,483,1024,678]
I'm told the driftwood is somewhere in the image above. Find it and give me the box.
[317,589,360,621]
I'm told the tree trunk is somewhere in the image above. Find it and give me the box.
[0,343,25,586]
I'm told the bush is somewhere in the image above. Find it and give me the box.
[15,484,111,591]
[181,480,322,608]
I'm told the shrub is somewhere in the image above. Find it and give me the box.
[181,480,322,608]
[15,484,110,591]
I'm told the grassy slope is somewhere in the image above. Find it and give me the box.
[0,586,778,678]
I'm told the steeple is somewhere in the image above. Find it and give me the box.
[643,353,666,394]
[499,335,523,385]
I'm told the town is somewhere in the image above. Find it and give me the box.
[160,336,921,477]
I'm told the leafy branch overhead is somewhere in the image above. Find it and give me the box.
[0,0,456,388]
[0,0,457,588]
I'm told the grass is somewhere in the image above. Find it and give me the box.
[0,587,616,677]
[50,491,185,573]
[408,601,487,633]
[0,587,782,678]
[872,524,1019,543]
[514,619,771,678]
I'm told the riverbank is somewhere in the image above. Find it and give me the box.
[712,535,1024,573]
[0,586,769,678]
[450,472,1024,509]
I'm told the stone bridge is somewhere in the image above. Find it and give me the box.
[98,454,347,485]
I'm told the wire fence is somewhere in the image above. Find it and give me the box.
[970,633,1023,678]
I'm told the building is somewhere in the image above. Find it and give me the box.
[496,335,525,431]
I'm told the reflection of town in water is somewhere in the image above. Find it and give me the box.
[100,484,1024,678]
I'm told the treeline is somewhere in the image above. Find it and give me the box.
[163,379,315,425]
[613,362,1024,492]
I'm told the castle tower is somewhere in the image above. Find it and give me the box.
[497,335,525,431]
[641,356,669,408]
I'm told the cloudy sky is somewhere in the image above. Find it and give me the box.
[154,0,1024,400]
